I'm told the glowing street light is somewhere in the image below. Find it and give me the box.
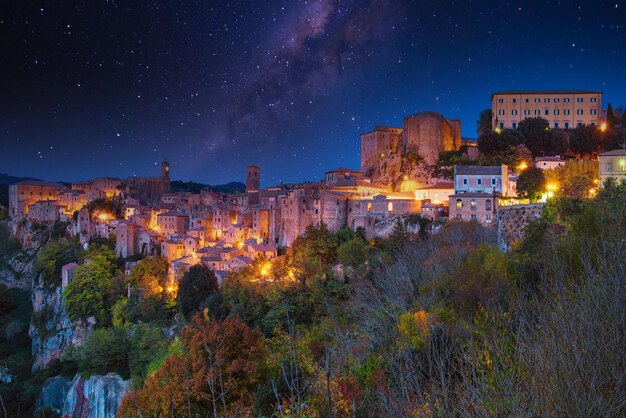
[599,122,607,132]
[517,161,528,171]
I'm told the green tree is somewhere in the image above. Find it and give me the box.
[128,323,170,387]
[178,264,219,320]
[606,102,617,129]
[516,166,545,201]
[476,109,493,136]
[337,236,370,276]
[35,241,83,282]
[569,125,600,158]
[63,253,123,325]
[129,256,169,297]
[75,327,130,377]
[290,223,338,279]
[517,117,549,156]
[388,219,409,252]
[548,129,569,155]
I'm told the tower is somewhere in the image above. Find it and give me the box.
[161,160,170,180]
[246,165,260,193]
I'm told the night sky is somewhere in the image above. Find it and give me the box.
[1,1,625,185]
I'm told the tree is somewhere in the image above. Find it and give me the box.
[128,323,170,387]
[606,102,617,129]
[477,130,502,155]
[516,166,545,201]
[621,107,626,128]
[547,129,569,155]
[129,256,169,297]
[337,236,370,277]
[388,219,409,252]
[63,252,123,325]
[476,109,493,136]
[178,264,219,320]
[553,160,599,200]
[75,327,130,377]
[569,125,600,158]
[290,224,338,279]
[480,144,532,167]
[119,317,265,417]
[517,117,549,156]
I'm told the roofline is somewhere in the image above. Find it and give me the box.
[491,90,603,99]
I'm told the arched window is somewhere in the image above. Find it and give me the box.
[387,202,393,212]
[367,202,372,212]
[456,199,463,209]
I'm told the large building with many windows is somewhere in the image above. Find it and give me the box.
[491,90,602,130]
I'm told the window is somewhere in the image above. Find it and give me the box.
[590,109,597,115]
[387,202,393,212]
[564,109,570,115]
[463,178,468,185]
[591,97,597,103]
[577,98,583,103]
[485,199,492,210]
[534,98,540,103]
[499,122,504,129]
[512,122,517,129]
[525,98,529,103]
[564,98,570,103]
[512,98,517,103]
[491,178,497,186]
[544,98,550,103]
[534,109,540,115]
[486,214,492,223]
[545,109,549,115]
[512,109,518,115]
[477,178,482,185]
[456,213,462,219]
[554,122,559,129]
[554,109,559,115]
[456,199,463,209]
[578,122,583,127]
[470,199,477,211]
[470,214,477,221]
[554,98,560,103]
[577,109,583,115]
[564,122,569,129]
[498,109,505,115]
[524,109,530,115]
[498,98,504,103]
[367,202,372,212]
[605,163,612,172]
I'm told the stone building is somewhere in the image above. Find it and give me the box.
[360,126,403,172]
[491,90,603,130]
[449,165,508,226]
[9,181,66,220]
[401,112,462,165]
[115,222,140,258]
[27,200,64,224]
[598,149,626,185]
[127,160,171,206]
[156,210,189,236]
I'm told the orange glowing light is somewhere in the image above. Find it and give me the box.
[517,161,528,171]
[599,122,607,132]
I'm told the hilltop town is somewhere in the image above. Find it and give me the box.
[6,90,626,284]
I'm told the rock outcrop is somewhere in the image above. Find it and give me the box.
[366,153,435,191]
[62,373,130,418]
[29,274,94,371]
[0,220,51,290]
[497,203,545,251]
[36,375,72,415]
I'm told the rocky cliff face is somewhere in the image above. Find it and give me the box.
[497,203,545,251]
[62,373,130,418]
[37,375,72,415]
[366,153,435,191]
[29,274,94,371]
[0,221,50,290]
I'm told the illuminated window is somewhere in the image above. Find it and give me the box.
[485,199,491,210]
[456,199,463,209]
[387,202,393,212]
[470,199,477,210]
[367,203,372,212]
[486,214,492,223]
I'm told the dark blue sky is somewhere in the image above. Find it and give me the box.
[1,0,625,185]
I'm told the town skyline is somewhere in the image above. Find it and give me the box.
[2,1,625,183]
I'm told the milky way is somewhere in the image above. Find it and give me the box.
[1,0,624,184]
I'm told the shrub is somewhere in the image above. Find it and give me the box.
[76,327,129,377]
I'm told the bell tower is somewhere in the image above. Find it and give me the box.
[246,165,260,193]
[161,159,170,181]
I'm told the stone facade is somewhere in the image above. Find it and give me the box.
[360,126,403,172]
[401,112,462,165]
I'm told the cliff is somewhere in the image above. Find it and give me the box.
[29,274,94,371]
[0,220,50,290]
[497,203,545,251]
[37,373,129,418]
[61,373,130,418]
[366,153,435,191]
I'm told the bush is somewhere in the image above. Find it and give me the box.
[127,323,170,387]
[76,327,129,377]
